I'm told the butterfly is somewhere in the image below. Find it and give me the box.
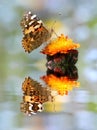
[20,11,52,53]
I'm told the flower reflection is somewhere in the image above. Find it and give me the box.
[41,73,80,96]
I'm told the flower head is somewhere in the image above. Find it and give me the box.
[41,34,80,55]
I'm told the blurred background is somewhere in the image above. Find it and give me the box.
[0,0,97,130]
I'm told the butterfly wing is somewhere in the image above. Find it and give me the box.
[21,11,51,53]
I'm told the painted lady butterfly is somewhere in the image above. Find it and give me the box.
[20,11,52,53]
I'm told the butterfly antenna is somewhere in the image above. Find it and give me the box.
[51,20,58,37]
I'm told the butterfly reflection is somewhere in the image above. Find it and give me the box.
[20,77,53,115]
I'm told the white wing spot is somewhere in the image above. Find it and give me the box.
[29,20,34,25]
[37,20,42,24]
[31,14,37,20]
[34,24,41,29]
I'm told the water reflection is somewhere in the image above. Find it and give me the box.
[20,50,80,115]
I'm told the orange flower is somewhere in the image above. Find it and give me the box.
[41,34,80,55]
[41,74,80,95]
